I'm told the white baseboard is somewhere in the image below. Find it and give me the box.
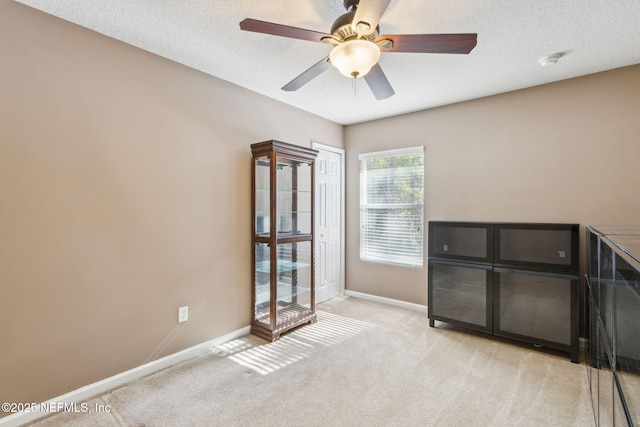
[0,326,250,427]
[345,290,428,313]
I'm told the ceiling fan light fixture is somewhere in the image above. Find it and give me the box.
[329,39,381,78]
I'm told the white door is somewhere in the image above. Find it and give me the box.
[314,143,344,304]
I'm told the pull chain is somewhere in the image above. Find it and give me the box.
[351,71,360,96]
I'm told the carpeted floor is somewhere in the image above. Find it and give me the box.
[28,296,594,426]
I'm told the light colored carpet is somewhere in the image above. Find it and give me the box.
[28,296,594,426]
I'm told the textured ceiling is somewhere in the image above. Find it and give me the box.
[14,0,640,125]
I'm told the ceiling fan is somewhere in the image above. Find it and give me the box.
[239,0,477,100]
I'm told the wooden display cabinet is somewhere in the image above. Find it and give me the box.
[251,140,318,341]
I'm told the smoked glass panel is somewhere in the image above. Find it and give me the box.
[612,241,640,425]
[496,270,572,345]
[597,341,614,426]
[614,382,629,427]
[600,240,615,351]
[498,228,573,266]
[430,262,489,327]
[588,229,600,311]
[617,371,640,424]
[430,223,489,261]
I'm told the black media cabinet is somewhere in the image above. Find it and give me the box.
[428,221,579,363]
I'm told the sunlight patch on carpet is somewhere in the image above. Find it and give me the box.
[212,311,375,375]
[289,311,376,345]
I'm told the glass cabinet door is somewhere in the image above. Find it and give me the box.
[255,155,270,235]
[611,237,640,425]
[587,277,599,416]
[254,242,313,327]
[428,222,492,263]
[597,321,615,427]
[588,228,640,427]
[493,224,579,272]
[276,155,312,235]
[493,268,575,347]
[600,240,615,351]
[275,241,312,325]
[254,242,271,325]
[428,260,492,331]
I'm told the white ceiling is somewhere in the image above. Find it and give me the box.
[15,0,640,125]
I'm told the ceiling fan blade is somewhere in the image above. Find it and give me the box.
[364,63,395,100]
[352,0,391,36]
[282,56,332,92]
[378,33,478,54]
[240,18,330,43]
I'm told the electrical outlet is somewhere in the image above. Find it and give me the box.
[178,306,188,323]
[558,251,566,258]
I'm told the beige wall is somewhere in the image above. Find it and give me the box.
[345,64,640,307]
[0,1,342,410]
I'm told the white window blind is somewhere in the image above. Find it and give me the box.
[359,146,424,267]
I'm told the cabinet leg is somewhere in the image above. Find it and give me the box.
[429,319,435,328]
[571,352,579,364]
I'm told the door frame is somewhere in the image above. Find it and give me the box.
[312,141,346,298]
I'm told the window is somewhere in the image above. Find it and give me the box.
[359,146,424,267]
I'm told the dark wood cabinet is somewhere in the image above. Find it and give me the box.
[251,140,318,341]
[428,221,579,362]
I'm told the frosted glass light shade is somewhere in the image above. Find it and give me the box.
[329,39,381,78]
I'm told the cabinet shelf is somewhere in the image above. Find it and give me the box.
[256,210,312,216]
[255,282,311,305]
[255,233,313,244]
[255,260,310,274]
[256,189,312,194]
